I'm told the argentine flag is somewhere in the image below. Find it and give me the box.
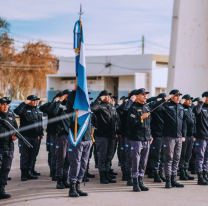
[69,20,91,147]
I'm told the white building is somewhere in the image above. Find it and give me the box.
[46,54,169,102]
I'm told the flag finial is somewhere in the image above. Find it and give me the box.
[78,4,84,20]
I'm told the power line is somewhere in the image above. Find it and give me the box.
[8,32,142,46]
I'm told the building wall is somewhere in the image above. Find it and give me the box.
[167,0,208,97]
[118,76,134,99]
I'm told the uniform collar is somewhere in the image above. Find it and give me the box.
[183,104,190,109]
[0,111,8,118]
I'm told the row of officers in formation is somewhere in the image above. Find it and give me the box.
[0,83,208,199]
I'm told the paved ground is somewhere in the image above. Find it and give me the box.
[0,137,208,206]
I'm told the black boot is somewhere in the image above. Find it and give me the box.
[87,171,95,178]
[197,172,208,185]
[147,168,154,178]
[21,169,27,181]
[95,158,98,168]
[154,171,162,183]
[179,168,188,180]
[108,171,116,179]
[184,169,195,180]
[50,170,53,177]
[203,171,208,182]
[191,169,196,174]
[63,175,70,188]
[99,171,109,184]
[51,170,57,181]
[171,175,184,187]
[109,169,118,176]
[165,176,172,188]
[126,171,133,186]
[159,170,166,182]
[105,171,116,183]
[69,183,79,197]
[32,166,41,176]
[138,176,149,191]
[122,170,128,181]
[76,182,88,196]
[56,177,65,189]
[0,185,11,199]
[133,178,141,192]
[27,169,38,179]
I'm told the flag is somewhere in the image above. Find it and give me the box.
[69,20,91,147]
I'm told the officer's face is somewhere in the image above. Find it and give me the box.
[28,100,38,107]
[205,97,208,104]
[0,102,9,113]
[184,98,192,106]
[103,95,110,103]
[136,93,147,104]
[171,94,180,103]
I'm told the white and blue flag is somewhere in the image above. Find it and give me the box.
[69,20,91,147]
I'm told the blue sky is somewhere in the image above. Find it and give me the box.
[1,0,174,57]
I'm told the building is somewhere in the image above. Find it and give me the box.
[47,54,169,102]
[167,0,208,97]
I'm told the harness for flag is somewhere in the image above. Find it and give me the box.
[69,19,91,147]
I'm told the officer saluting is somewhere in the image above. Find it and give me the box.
[91,90,118,184]
[0,97,18,199]
[193,92,208,185]
[127,88,172,192]
[14,95,44,181]
[156,89,186,188]
[178,94,195,181]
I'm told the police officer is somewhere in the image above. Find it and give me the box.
[117,90,137,185]
[189,97,200,174]
[127,88,171,192]
[193,92,208,185]
[39,91,64,182]
[91,90,118,184]
[156,89,186,188]
[43,91,70,189]
[14,95,44,181]
[67,83,92,197]
[178,94,195,181]
[149,93,167,183]
[0,97,18,199]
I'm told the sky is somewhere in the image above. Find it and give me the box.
[1,0,174,57]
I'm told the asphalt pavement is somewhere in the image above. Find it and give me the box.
[0,136,207,206]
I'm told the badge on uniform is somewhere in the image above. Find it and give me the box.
[137,109,142,112]
[130,114,136,118]
[8,117,13,121]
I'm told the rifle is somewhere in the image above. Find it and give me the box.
[0,117,33,148]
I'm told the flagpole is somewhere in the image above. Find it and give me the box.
[74,4,84,141]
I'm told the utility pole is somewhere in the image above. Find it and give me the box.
[142,35,145,54]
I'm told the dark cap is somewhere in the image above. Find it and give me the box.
[157,93,167,99]
[135,88,150,95]
[202,91,208,98]
[129,89,137,97]
[89,97,93,100]
[182,94,193,100]
[147,96,157,103]
[63,89,71,95]
[169,89,182,96]
[27,95,40,101]
[192,97,200,102]
[0,97,11,104]
[98,90,112,97]
[120,96,126,101]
